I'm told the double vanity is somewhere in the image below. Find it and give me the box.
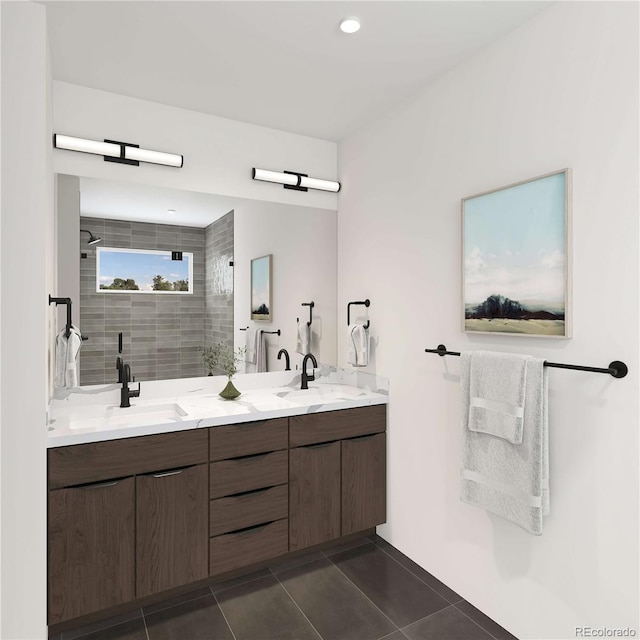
[47,367,389,630]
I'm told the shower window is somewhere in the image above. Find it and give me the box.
[96,247,193,294]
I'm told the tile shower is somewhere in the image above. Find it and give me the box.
[79,212,234,384]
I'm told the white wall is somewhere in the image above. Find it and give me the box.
[337,3,639,639]
[234,200,337,371]
[0,2,52,637]
[55,174,80,330]
[53,81,338,211]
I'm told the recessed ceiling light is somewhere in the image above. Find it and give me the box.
[167,209,176,214]
[340,18,360,34]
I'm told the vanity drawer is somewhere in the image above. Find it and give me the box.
[209,518,288,576]
[289,405,386,447]
[48,430,209,489]
[209,418,288,461]
[209,450,288,499]
[209,484,288,536]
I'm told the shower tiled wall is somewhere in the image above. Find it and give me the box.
[79,217,207,384]
[204,211,234,356]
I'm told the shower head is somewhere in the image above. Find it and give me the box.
[81,229,102,245]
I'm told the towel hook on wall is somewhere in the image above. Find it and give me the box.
[298,301,314,327]
[48,295,88,341]
[347,299,370,330]
[239,326,249,331]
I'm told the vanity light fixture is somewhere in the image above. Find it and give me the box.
[252,168,340,193]
[53,134,183,168]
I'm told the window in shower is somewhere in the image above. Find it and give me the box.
[96,247,193,294]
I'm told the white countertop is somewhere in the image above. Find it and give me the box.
[47,366,389,448]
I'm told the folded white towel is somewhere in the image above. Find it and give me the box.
[55,326,83,389]
[460,351,549,535]
[347,323,369,367]
[295,321,310,355]
[255,329,267,373]
[468,350,528,444]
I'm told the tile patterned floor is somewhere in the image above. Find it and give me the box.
[49,535,518,640]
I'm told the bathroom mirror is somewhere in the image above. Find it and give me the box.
[56,174,338,385]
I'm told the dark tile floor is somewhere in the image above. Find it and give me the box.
[50,534,518,640]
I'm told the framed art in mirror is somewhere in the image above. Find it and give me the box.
[251,254,272,322]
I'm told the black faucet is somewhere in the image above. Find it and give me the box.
[119,361,141,408]
[116,356,124,383]
[277,348,291,371]
[301,353,318,390]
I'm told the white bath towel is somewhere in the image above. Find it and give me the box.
[468,350,528,444]
[295,321,310,355]
[55,325,83,388]
[460,350,549,535]
[245,328,256,364]
[347,323,370,367]
[255,329,267,373]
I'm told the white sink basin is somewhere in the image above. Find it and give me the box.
[275,387,356,406]
[68,403,188,430]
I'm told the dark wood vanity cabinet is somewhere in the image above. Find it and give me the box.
[289,405,387,551]
[289,441,341,550]
[47,430,208,624]
[48,477,135,625]
[208,418,289,576]
[342,432,386,536]
[48,405,386,628]
[136,464,208,598]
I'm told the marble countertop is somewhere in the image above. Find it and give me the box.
[47,365,389,448]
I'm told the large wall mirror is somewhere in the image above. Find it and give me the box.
[56,174,338,386]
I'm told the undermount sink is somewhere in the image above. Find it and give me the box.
[275,387,358,405]
[68,403,188,430]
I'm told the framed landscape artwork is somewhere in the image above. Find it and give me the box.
[251,254,272,321]
[462,169,571,338]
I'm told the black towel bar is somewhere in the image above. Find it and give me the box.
[424,344,628,379]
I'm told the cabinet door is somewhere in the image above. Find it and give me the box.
[289,441,340,551]
[48,477,135,624]
[136,464,208,598]
[342,433,386,536]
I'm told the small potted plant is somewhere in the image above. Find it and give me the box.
[199,343,246,400]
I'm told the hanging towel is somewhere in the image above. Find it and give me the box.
[55,325,83,389]
[346,323,370,367]
[245,328,257,364]
[460,351,549,535]
[295,321,311,355]
[255,329,267,373]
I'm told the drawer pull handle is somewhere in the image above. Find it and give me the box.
[234,521,273,536]
[152,469,186,478]
[78,480,120,490]
[228,486,271,499]
[227,451,271,462]
[305,441,338,449]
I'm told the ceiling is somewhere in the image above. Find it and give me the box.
[79,177,244,227]
[44,1,552,142]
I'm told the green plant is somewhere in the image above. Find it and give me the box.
[199,343,246,378]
